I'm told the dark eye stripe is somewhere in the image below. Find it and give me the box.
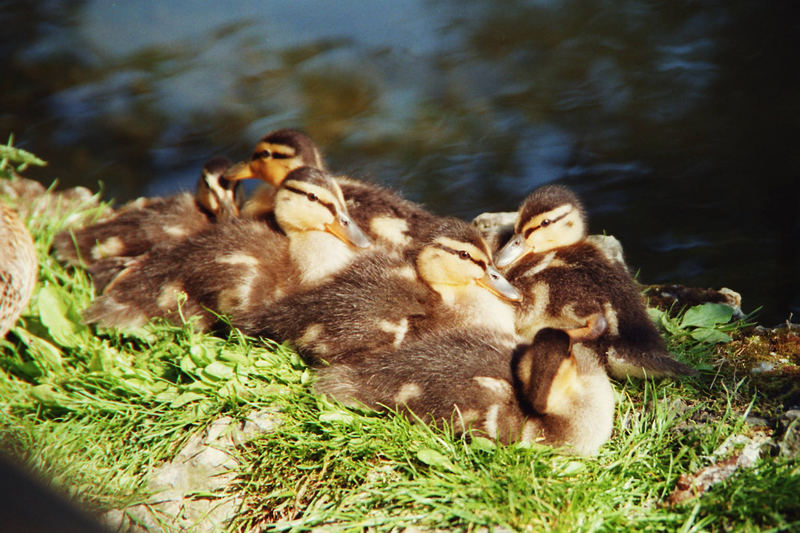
[432,243,487,270]
[252,150,271,161]
[272,152,292,160]
[282,184,338,216]
[524,208,572,236]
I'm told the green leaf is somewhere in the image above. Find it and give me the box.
[319,412,355,424]
[14,327,63,374]
[416,448,457,472]
[189,344,214,367]
[690,327,732,344]
[169,391,207,408]
[680,303,734,329]
[29,384,75,410]
[37,285,85,347]
[469,436,496,452]
[203,361,235,381]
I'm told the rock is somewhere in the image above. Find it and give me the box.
[585,234,627,267]
[777,410,800,458]
[470,211,516,253]
[667,432,769,505]
[103,409,280,533]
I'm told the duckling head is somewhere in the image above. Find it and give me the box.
[495,185,587,268]
[223,129,324,186]
[274,166,371,249]
[415,218,521,304]
[195,156,245,219]
[513,328,576,415]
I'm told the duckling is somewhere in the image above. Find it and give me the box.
[54,157,243,277]
[494,184,694,378]
[1,200,37,338]
[236,216,521,363]
[225,128,442,255]
[316,320,614,455]
[83,167,371,330]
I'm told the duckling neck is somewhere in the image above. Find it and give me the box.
[288,231,359,286]
[431,283,517,335]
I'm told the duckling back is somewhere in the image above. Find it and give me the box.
[335,176,442,256]
[83,218,296,330]
[235,251,433,363]
[507,242,694,378]
[54,157,242,291]
[316,325,615,455]
[1,202,37,337]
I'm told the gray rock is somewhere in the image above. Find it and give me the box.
[103,409,280,532]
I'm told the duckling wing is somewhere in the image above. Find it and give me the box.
[509,243,695,378]
[54,193,207,267]
[315,329,526,438]
[84,219,293,331]
[237,253,431,363]
[337,178,441,249]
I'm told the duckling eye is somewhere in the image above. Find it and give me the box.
[252,150,271,160]
[458,250,470,260]
[306,192,318,201]
[272,152,292,160]
[541,219,551,227]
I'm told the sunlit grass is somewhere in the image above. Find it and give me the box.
[1,150,798,531]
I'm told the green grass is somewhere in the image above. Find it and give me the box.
[2,148,798,531]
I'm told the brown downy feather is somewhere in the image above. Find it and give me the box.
[335,176,442,255]
[507,241,695,378]
[316,326,614,455]
[236,217,518,364]
[84,167,370,331]
[53,157,241,291]
[83,219,296,330]
[498,184,695,378]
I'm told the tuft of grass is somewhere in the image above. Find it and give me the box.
[2,148,798,531]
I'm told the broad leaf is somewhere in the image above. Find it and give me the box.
[417,448,457,472]
[680,303,734,329]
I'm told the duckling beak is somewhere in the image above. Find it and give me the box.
[222,161,255,182]
[477,265,522,302]
[325,212,372,249]
[494,233,529,268]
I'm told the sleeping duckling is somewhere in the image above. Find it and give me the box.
[83,167,371,330]
[494,184,694,379]
[226,128,442,255]
[316,321,614,455]
[1,201,37,338]
[54,157,243,282]
[236,216,521,363]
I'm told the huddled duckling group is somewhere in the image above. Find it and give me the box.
[52,128,695,455]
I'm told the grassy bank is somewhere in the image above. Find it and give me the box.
[1,144,798,531]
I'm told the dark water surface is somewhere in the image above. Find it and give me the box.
[2,1,798,325]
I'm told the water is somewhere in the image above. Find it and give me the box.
[2,1,798,325]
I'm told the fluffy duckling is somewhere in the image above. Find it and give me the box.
[83,167,371,330]
[317,320,614,455]
[1,201,37,337]
[226,128,442,255]
[54,157,243,277]
[494,184,694,378]
[236,217,521,363]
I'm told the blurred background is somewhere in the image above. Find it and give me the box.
[1,1,798,325]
